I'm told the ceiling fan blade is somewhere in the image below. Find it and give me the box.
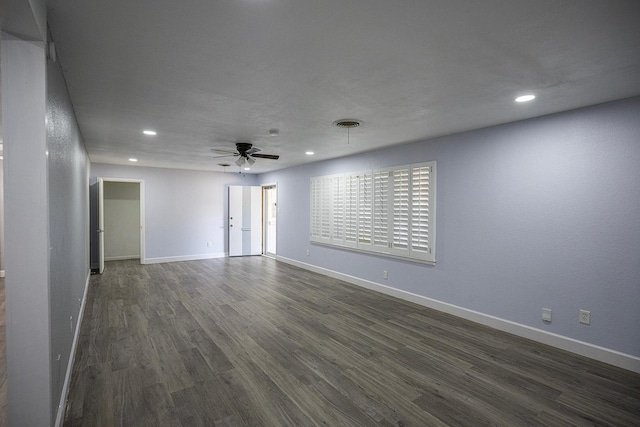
[212,154,238,159]
[211,148,238,155]
[251,153,279,160]
[246,147,261,155]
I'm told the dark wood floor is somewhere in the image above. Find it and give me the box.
[0,278,6,427]
[64,258,640,426]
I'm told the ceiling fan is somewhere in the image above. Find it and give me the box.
[212,142,280,167]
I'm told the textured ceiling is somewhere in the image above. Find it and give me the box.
[46,0,640,173]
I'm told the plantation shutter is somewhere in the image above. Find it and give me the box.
[310,177,322,240]
[357,172,372,247]
[410,163,433,260]
[309,162,435,264]
[391,168,410,256]
[332,175,345,243]
[373,169,391,252]
[320,177,332,240]
[344,173,358,247]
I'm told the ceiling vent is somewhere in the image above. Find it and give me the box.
[333,119,361,129]
[334,119,361,144]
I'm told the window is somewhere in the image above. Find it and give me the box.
[310,161,436,264]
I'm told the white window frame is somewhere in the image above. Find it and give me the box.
[310,161,436,264]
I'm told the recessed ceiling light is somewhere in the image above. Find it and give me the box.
[128,158,138,162]
[515,94,536,103]
[306,151,315,155]
[143,130,157,136]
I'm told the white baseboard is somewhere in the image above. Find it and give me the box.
[144,252,227,265]
[276,255,640,374]
[104,255,140,261]
[55,270,91,427]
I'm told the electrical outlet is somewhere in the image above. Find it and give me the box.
[579,310,591,325]
[383,270,388,280]
[542,308,552,323]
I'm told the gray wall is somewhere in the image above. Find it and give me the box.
[2,31,52,426]
[259,96,640,358]
[0,159,4,272]
[47,48,91,422]
[91,163,257,262]
[2,5,90,424]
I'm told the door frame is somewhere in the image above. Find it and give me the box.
[261,183,277,258]
[97,177,146,272]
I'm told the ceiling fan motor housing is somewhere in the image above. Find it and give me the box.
[236,142,253,155]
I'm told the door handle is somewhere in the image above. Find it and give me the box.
[97,229,104,233]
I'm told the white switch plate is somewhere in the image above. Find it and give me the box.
[542,308,552,323]
[306,249,310,256]
[383,270,388,280]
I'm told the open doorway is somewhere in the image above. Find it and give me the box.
[262,184,277,257]
[93,178,145,273]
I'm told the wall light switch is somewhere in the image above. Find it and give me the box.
[383,270,388,280]
[542,308,552,323]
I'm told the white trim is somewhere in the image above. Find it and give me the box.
[144,252,227,264]
[261,183,277,257]
[276,255,640,374]
[55,271,91,427]
[139,180,146,264]
[0,270,4,278]
[311,241,436,265]
[104,255,140,261]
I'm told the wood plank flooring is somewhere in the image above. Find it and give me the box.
[0,278,6,427]
[64,258,640,426]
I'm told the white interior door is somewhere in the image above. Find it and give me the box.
[229,186,262,256]
[263,185,277,256]
[229,186,243,256]
[97,177,105,274]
